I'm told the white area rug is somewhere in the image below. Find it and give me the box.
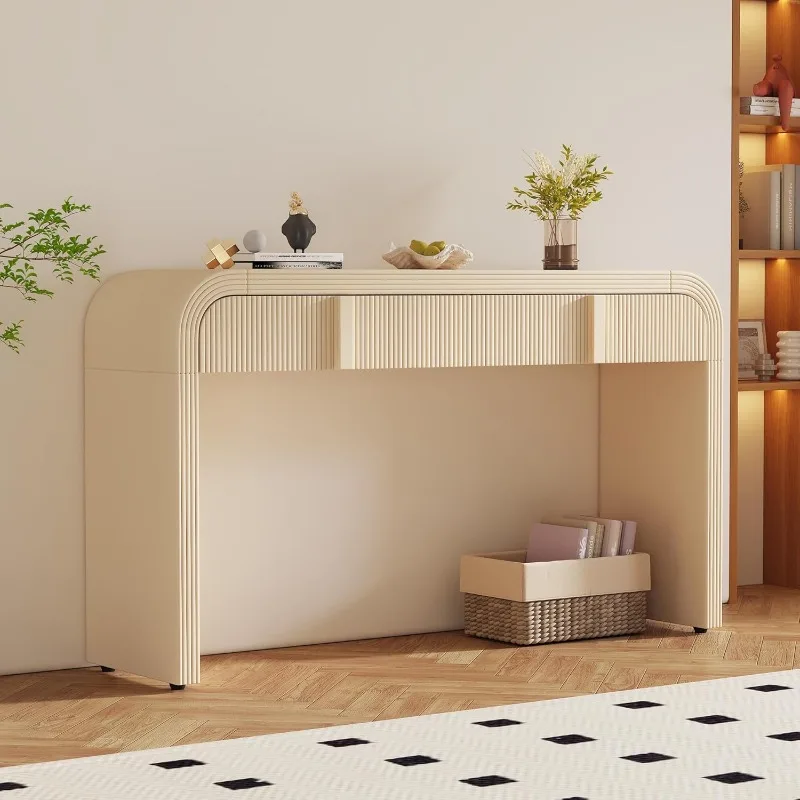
[2,669,800,799]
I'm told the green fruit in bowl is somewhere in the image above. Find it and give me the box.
[409,239,427,255]
[430,241,447,250]
[423,244,442,256]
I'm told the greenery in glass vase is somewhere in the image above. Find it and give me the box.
[507,144,612,247]
[1,198,104,353]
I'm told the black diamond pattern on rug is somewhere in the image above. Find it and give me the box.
[2,668,800,798]
[215,778,273,790]
[768,731,800,741]
[152,758,206,769]
[616,700,663,710]
[473,719,523,728]
[544,734,596,745]
[319,738,371,748]
[704,772,763,784]
[621,752,675,764]
[386,755,440,767]
[747,684,792,693]
[460,775,516,787]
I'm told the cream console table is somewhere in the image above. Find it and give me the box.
[85,270,723,688]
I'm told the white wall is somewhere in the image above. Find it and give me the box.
[0,0,732,674]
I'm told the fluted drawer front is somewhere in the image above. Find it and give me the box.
[350,294,592,370]
[604,294,709,363]
[200,295,337,373]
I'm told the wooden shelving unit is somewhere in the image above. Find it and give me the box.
[739,379,800,391]
[733,0,800,597]
[739,249,800,258]
[739,114,800,133]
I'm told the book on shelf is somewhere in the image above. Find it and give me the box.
[251,262,343,270]
[619,521,637,556]
[783,165,796,250]
[742,109,800,118]
[240,252,344,261]
[527,514,638,562]
[740,96,800,113]
[234,252,344,268]
[542,516,604,559]
[525,523,589,562]
[741,166,782,250]
[579,516,622,556]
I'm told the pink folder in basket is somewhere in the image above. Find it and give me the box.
[526,522,590,563]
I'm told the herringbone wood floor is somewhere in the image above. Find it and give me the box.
[2,584,800,768]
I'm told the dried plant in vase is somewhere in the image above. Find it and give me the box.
[738,160,749,250]
[508,145,612,270]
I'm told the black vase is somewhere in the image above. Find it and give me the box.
[282,214,317,253]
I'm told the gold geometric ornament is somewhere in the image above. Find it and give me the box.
[205,239,240,270]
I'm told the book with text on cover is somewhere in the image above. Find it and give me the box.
[741,166,781,250]
[234,252,344,269]
[579,516,623,556]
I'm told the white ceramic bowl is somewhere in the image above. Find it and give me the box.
[382,243,473,271]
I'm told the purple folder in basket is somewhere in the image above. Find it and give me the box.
[526,523,590,563]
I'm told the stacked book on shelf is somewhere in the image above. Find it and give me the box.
[233,252,344,269]
[525,514,637,563]
[741,164,800,250]
[740,95,800,118]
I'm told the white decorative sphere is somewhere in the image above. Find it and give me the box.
[243,230,267,253]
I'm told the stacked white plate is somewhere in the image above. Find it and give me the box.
[777,330,800,380]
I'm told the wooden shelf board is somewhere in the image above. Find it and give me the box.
[739,115,800,134]
[739,380,800,392]
[739,250,800,259]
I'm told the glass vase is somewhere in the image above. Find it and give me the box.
[543,217,578,270]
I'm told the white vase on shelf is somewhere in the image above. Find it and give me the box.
[777,331,800,380]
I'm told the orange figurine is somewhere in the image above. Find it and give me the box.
[753,54,795,132]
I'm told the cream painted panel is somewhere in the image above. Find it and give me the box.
[604,294,710,363]
[199,296,338,373]
[85,369,185,685]
[350,294,592,369]
[599,362,721,630]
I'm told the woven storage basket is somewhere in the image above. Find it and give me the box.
[461,550,650,646]
[464,590,647,645]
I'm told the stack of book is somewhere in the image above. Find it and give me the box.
[740,95,800,117]
[233,252,344,269]
[525,515,638,562]
[741,165,800,250]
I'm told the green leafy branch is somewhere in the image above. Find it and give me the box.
[1,197,104,352]
[507,144,612,222]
